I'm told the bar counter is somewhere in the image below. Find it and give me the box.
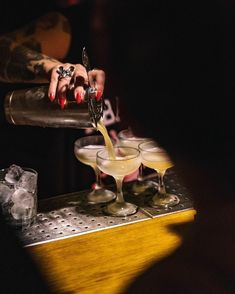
[19,171,196,294]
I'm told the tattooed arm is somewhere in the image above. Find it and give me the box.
[0,11,105,106]
[0,12,71,84]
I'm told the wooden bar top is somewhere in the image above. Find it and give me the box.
[27,208,196,294]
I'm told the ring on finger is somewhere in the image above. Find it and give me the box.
[56,66,75,80]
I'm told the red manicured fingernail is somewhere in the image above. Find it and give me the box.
[96,90,102,101]
[59,97,67,109]
[76,92,82,104]
[49,93,55,102]
[76,91,84,104]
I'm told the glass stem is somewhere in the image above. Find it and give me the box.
[138,164,144,182]
[158,170,166,196]
[94,167,102,189]
[115,177,124,204]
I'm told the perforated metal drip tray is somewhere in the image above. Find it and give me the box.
[18,170,193,247]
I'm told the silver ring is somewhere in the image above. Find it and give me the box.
[56,66,75,80]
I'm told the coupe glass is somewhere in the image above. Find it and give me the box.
[74,135,116,204]
[138,140,180,208]
[96,146,141,216]
[117,128,158,195]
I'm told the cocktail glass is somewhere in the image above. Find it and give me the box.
[138,140,180,208]
[96,146,141,216]
[117,128,158,195]
[74,135,116,204]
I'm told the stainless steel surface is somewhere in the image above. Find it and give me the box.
[4,85,103,129]
[18,170,193,247]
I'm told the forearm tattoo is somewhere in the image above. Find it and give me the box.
[0,36,52,82]
[0,12,69,83]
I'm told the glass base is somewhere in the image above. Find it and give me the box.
[132,180,158,195]
[5,215,36,231]
[103,201,138,217]
[87,188,116,204]
[150,193,180,209]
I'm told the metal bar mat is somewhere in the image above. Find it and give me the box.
[18,170,194,247]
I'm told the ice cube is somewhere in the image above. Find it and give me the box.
[5,164,24,184]
[11,188,34,209]
[16,170,37,193]
[0,182,14,204]
[10,204,33,220]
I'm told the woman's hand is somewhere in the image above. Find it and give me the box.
[48,63,105,109]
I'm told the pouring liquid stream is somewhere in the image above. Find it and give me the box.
[96,119,116,159]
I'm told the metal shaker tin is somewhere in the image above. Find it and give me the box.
[4,85,103,129]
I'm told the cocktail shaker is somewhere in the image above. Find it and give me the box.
[4,85,104,129]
